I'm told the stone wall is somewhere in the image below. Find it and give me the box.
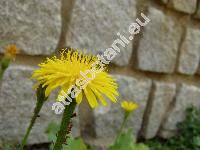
[0,0,200,146]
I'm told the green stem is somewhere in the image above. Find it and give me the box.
[0,69,4,81]
[0,69,4,91]
[53,99,76,150]
[115,112,130,142]
[0,58,10,79]
[19,85,47,150]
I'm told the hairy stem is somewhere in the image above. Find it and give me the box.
[53,99,76,150]
[19,85,47,150]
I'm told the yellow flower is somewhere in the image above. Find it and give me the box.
[32,50,119,108]
[121,101,138,112]
[4,44,19,59]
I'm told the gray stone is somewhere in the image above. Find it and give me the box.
[0,0,61,55]
[158,129,175,139]
[145,82,176,139]
[0,65,79,144]
[137,7,182,73]
[85,138,113,150]
[66,0,137,66]
[162,84,200,130]
[178,28,200,75]
[94,74,152,139]
[170,0,197,14]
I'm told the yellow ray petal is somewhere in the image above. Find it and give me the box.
[84,87,98,108]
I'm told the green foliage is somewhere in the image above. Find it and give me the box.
[1,58,10,71]
[146,106,200,150]
[109,129,149,150]
[3,144,14,150]
[45,121,60,142]
[63,138,87,150]
[45,122,87,150]
[145,139,170,150]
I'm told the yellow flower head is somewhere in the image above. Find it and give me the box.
[32,50,119,108]
[121,101,138,112]
[4,44,19,59]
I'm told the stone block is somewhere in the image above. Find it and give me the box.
[169,0,197,14]
[178,27,200,75]
[145,81,176,139]
[137,7,182,73]
[66,0,137,66]
[0,0,61,55]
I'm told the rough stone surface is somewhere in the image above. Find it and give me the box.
[137,7,182,73]
[0,65,79,144]
[169,0,197,14]
[94,75,152,139]
[66,0,137,66]
[145,82,176,139]
[162,84,200,130]
[178,28,200,75]
[159,129,175,139]
[0,0,61,55]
